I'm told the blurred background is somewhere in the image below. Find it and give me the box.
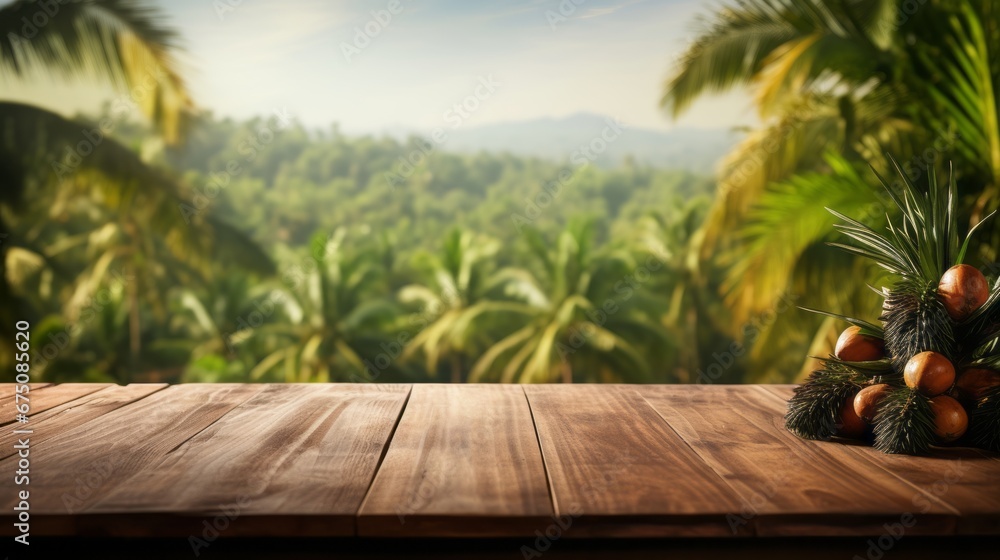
[1,0,997,384]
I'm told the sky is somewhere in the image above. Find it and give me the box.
[4,0,755,134]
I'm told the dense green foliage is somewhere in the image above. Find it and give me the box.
[4,0,1000,385]
[162,115,713,259]
[663,0,1000,382]
[3,110,749,384]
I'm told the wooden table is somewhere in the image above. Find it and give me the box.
[1,383,998,555]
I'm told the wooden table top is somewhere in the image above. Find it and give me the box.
[1,383,998,539]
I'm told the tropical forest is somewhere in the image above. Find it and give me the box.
[1,0,998,387]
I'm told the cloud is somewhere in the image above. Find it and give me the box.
[240,6,337,50]
[579,0,648,20]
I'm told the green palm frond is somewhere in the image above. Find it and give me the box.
[833,156,993,284]
[725,152,875,312]
[662,0,894,118]
[919,3,1000,181]
[701,100,842,261]
[662,1,799,117]
[0,102,272,276]
[0,0,193,142]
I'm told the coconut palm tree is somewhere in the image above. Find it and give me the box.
[468,221,671,383]
[172,274,285,382]
[632,197,737,382]
[662,0,1000,379]
[401,229,492,382]
[248,230,404,382]
[0,0,192,141]
[399,228,538,382]
[0,1,273,378]
[30,282,134,384]
[1,105,274,378]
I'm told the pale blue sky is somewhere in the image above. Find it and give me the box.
[5,0,754,133]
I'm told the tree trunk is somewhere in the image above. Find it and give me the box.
[687,284,702,383]
[0,222,15,370]
[450,355,462,384]
[561,361,573,384]
[127,264,141,383]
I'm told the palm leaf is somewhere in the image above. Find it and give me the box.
[0,0,193,143]
[0,102,273,276]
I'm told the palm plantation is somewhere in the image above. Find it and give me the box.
[467,222,672,383]
[400,228,512,383]
[245,230,403,382]
[1,0,996,384]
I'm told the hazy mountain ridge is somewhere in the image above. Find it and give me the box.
[383,113,741,173]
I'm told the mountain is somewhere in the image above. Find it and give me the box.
[402,113,742,173]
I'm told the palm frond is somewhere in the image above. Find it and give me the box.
[723,152,874,322]
[0,0,193,143]
[785,360,865,440]
[662,0,802,117]
[0,102,271,277]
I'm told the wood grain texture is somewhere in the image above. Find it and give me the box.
[85,384,410,537]
[1,383,111,426]
[0,383,264,536]
[0,383,996,540]
[0,384,167,461]
[0,383,53,411]
[524,384,744,537]
[758,385,1000,535]
[639,385,958,536]
[0,382,51,396]
[358,384,553,537]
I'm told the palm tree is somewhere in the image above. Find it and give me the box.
[172,274,285,382]
[0,0,192,141]
[662,0,1000,379]
[632,197,737,382]
[30,283,134,384]
[1,105,274,378]
[248,230,403,382]
[0,1,273,378]
[399,228,528,382]
[468,221,671,383]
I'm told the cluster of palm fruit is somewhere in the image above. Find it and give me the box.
[785,159,1000,455]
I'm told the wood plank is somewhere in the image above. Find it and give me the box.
[0,383,111,426]
[0,383,264,536]
[0,383,52,411]
[85,384,410,537]
[0,384,167,461]
[524,384,744,537]
[758,385,1000,535]
[0,382,990,540]
[358,384,552,537]
[0,382,51,397]
[639,385,958,536]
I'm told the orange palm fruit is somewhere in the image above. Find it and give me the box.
[928,395,968,443]
[835,326,885,362]
[938,264,990,322]
[837,396,866,439]
[854,383,891,422]
[954,368,1000,402]
[903,351,955,397]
